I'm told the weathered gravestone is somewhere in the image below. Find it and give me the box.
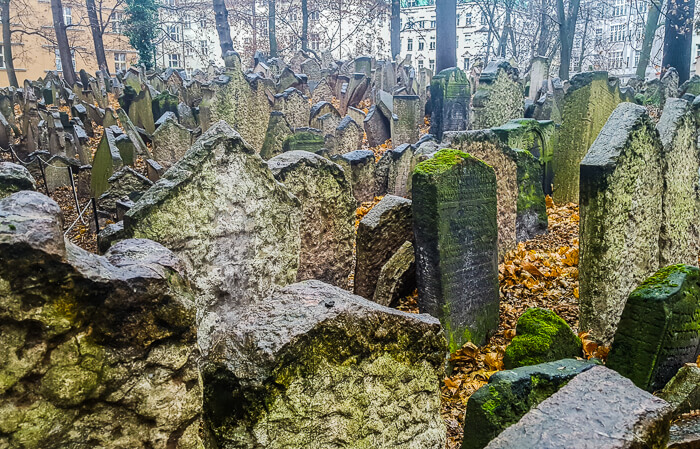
[121,121,301,345]
[658,363,700,417]
[330,149,377,204]
[471,59,524,130]
[553,71,627,203]
[152,111,193,164]
[579,102,664,344]
[90,127,123,198]
[412,149,499,349]
[0,162,35,199]
[373,240,416,307]
[607,264,700,392]
[97,166,154,213]
[282,127,325,153]
[260,111,294,159]
[527,56,549,101]
[656,98,700,267]
[376,143,416,198]
[391,94,422,146]
[201,280,447,449]
[329,116,363,155]
[355,195,414,300]
[484,366,673,449]
[268,151,355,289]
[273,87,310,129]
[0,191,204,448]
[429,67,470,140]
[364,105,391,146]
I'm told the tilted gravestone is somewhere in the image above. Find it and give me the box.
[273,87,310,129]
[0,191,204,448]
[376,143,416,198]
[97,166,153,213]
[429,67,470,140]
[260,111,294,160]
[579,103,664,344]
[152,112,193,164]
[201,280,447,449]
[268,151,355,289]
[373,240,416,307]
[607,264,700,392]
[121,121,301,346]
[412,149,499,349]
[553,71,627,203]
[656,98,700,267]
[90,127,123,198]
[330,149,377,204]
[471,59,524,130]
[364,105,391,146]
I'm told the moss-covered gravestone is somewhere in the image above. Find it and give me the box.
[90,127,123,198]
[503,308,582,369]
[121,121,301,348]
[553,71,627,203]
[656,98,700,267]
[127,86,156,134]
[607,265,700,392]
[0,191,204,448]
[260,111,294,160]
[429,67,470,140]
[273,87,310,129]
[151,90,179,122]
[471,60,524,130]
[268,151,355,289]
[462,359,595,449]
[412,149,499,349]
[202,280,447,449]
[579,103,664,344]
[152,112,193,164]
[0,162,35,199]
[282,128,324,153]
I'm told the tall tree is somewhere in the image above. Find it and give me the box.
[213,0,234,56]
[301,0,308,51]
[555,0,580,80]
[124,0,158,68]
[50,0,77,85]
[536,0,551,56]
[435,0,456,72]
[636,0,663,79]
[662,0,694,82]
[86,0,109,74]
[0,0,17,87]
[390,0,400,60]
[269,0,277,57]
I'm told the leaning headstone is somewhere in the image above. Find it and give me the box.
[268,151,355,289]
[0,162,36,198]
[656,98,700,267]
[122,121,301,344]
[152,112,193,164]
[463,359,596,449]
[471,59,524,130]
[329,116,363,155]
[97,166,154,213]
[355,195,414,300]
[579,103,664,344]
[127,87,155,134]
[658,363,700,417]
[260,111,294,159]
[391,94,421,146]
[364,105,391,146]
[0,191,204,448]
[201,280,447,449]
[412,149,499,349]
[376,143,415,198]
[484,366,673,449]
[90,128,123,198]
[607,264,700,392]
[553,71,626,203]
[330,149,377,204]
[373,240,416,307]
[116,108,150,157]
[429,67,470,140]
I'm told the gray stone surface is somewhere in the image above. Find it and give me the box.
[331,149,377,204]
[373,240,415,307]
[151,112,193,163]
[484,366,673,449]
[97,166,154,213]
[658,364,700,417]
[0,162,36,199]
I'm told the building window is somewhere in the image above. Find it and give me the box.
[168,24,182,42]
[418,39,424,50]
[168,53,181,68]
[609,50,624,69]
[183,14,191,29]
[481,12,488,25]
[114,52,126,71]
[200,19,207,28]
[200,40,209,55]
[111,12,124,33]
[310,33,320,50]
[463,57,470,70]
[310,10,319,21]
[418,59,424,69]
[429,37,435,50]
[0,53,5,69]
[595,27,603,45]
[429,59,435,72]
[465,12,472,25]
[634,50,640,66]
[63,6,72,25]
[456,14,460,26]
[697,44,700,58]
[54,48,75,72]
[612,0,626,16]
[165,0,176,6]
[610,24,626,42]
[291,12,298,21]
[430,20,436,28]
[407,38,413,51]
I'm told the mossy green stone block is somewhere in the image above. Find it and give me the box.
[429,68,470,140]
[151,91,179,121]
[503,308,582,369]
[607,264,700,392]
[413,149,499,350]
[282,131,324,153]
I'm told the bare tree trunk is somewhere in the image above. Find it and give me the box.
[576,10,589,72]
[435,0,456,72]
[390,0,400,60]
[85,0,108,74]
[51,0,76,85]
[301,0,308,51]
[556,0,580,80]
[498,5,512,58]
[662,0,694,82]
[636,0,663,79]
[251,0,257,52]
[268,0,277,57]
[1,0,17,87]
[213,0,234,57]
[536,2,550,56]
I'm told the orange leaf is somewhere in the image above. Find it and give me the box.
[522,261,544,278]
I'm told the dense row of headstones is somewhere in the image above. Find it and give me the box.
[2,47,700,448]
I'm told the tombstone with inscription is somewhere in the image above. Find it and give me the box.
[430,67,470,140]
[392,95,421,146]
[282,128,325,153]
[471,59,524,130]
[607,264,700,392]
[579,103,664,344]
[412,149,499,349]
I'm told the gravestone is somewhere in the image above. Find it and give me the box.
[373,240,416,307]
[122,121,301,346]
[282,127,325,153]
[201,280,447,449]
[471,60,524,130]
[152,112,193,163]
[90,127,123,198]
[44,155,80,193]
[376,143,415,198]
[656,98,700,267]
[579,103,664,344]
[97,166,154,213]
[391,94,421,146]
[330,149,377,204]
[364,105,391,146]
[260,111,294,159]
[429,67,470,140]
[658,363,700,417]
[553,71,626,203]
[268,151,355,289]
[355,195,414,300]
[127,87,156,134]
[310,100,340,128]
[0,162,35,198]
[528,56,549,101]
[330,116,363,154]
[607,264,700,392]
[273,87,310,129]
[412,149,499,349]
